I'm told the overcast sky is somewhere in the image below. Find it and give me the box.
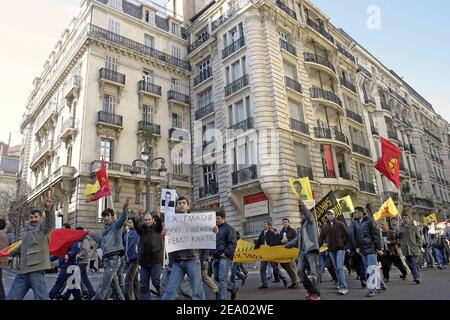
[0,0,449,147]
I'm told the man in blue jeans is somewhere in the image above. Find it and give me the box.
[162,196,214,300]
[352,207,386,297]
[212,210,237,300]
[7,191,55,300]
[90,197,130,300]
[319,209,351,295]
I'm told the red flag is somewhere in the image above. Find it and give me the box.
[49,229,89,258]
[91,159,111,201]
[324,145,335,178]
[374,137,402,189]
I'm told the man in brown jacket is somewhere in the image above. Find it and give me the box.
[318,209,350,295]
[379,221,408,282]
[0,218,9,300]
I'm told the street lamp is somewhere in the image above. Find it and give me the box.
[130,142,167,213]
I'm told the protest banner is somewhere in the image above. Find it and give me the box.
[338,195,355,218]
[233,240,298,263]
[312,191,343,226]
[423,213,438,225]
[164,211,216,253]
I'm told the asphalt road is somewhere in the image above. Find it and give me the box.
[2,266,450,300]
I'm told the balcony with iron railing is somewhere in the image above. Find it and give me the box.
[340,77,357,93]
[364,96,376,106]
[225,74,249,97]
[232,165,258,185]
[359,181,376,194]
[279,38,297,56]
[31,140,55,167]
[384,192,399,203]
[59,117,78,141]
[228,117,254,136]
[337,43,356,63]
[314,127,349,145]
[138,80,162,97]
[137,121,161,136]
[357,65,373,79]
[88,24,191,71]
[195,103,215,120]
[352,143,371,158]
[334,129,350,145]
[424,128,442,143]
[306,18,335,44]
[99,68,125,85]
[346,109,363,124]
[388,87,408,105]
[297,165,314,181]
[222,37,246,59]
[188,33,210,54]
[276,0,297,20]
[65,75,82,99]
[97,111,123,127]
[194,67,213,87]
[211,0,250,32]
[199,183,219,198]
[168,90,190,105]
[290,118,310,135]
[310,86,342,108]
[381,100,392,113]
[304,52,336,74]
[284,76,302,94]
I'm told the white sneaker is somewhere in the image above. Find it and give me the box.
[338,289,348,295]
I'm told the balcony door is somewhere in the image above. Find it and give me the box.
[203,164,217,188]
[143,70,153,83]
[171,79,182,93]
[103,95,116,114]
[142,104,154,123]
[289,100,304,122]
[105,56,118,72]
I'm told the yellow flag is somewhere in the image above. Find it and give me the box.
[373,197,398,221]
[84,180,100,197]
[423,213,437,225]
[289,177,313,201]
[233,240,299,263]
[319,245,328,253]
[338,195,355,218]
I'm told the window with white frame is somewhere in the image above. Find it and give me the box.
[229,96,251,126]
[171,79,182,92]
[294,143,311,168]
[105,56,118,71]
[172,45,181,59]
[100,140,113,162]
[102,95,116,114]
[144,34,155,48]
[144,9,155,25]
[197,87,212,109]
[202,121,215,143]
[143,70,153,83]
[172,112,182,128]
[108,19,121,34]
[142,104,154,123]
[289,100,304,122]
[108,0,122,9]
[173,150,184,174]
[202,164,217,187]
[172,23,180,37]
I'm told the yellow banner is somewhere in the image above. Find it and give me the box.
[338,195,355,218]
[373,197,398,221]
[289,177,313,201]
[233,240,299,263]
[423,213,437,225]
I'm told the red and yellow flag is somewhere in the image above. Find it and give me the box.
[0,240,22,257]
[85,159,111,201]
[374,137,401,189]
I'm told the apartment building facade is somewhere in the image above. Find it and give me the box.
[19,0,193,231]
[186,0,450,236]
[19,0,450,234]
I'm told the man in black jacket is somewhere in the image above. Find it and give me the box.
[352,207,385,297]
[279,218,299,288]
[212,211,237,300]
[255,222,287,289]
[134,207,164,300]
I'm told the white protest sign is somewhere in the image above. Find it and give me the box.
[164,212,217,253]
[160,189,177,216]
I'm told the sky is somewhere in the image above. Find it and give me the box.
[0,0,449,147]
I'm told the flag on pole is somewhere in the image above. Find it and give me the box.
[373,197,398,221]
[84,159,111,201]
[423,213,438,225]
[0,240,22,257]
[374,137,402,189]
[49,229,89,258]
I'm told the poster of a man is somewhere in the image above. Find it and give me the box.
[161,191,175,207]
[160,189,177,216]
[292,180,308,201]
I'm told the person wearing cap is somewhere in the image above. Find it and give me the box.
[318,209,351,295]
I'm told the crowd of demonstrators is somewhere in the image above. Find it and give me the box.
[2,187,450,301]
